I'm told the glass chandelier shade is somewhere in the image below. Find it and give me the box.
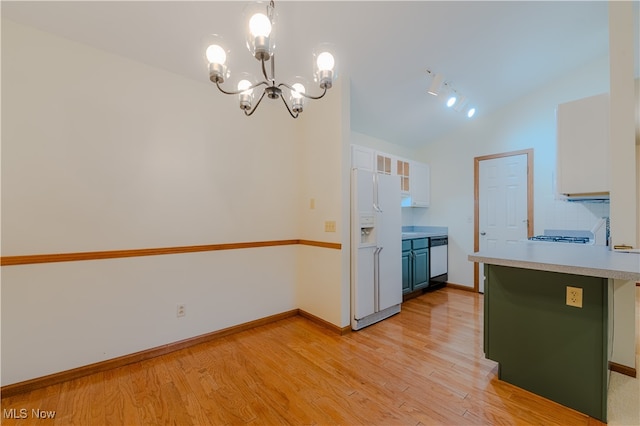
[288,78,307,113]
[204,34,230,83]
[313,45,337,90]
[236,73,257,111]
[244,2,277,60]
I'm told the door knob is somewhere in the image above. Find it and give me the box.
[480,232,486,236]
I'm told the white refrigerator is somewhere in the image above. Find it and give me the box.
[351,169,402,331]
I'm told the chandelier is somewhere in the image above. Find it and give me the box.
[204,1,337,118]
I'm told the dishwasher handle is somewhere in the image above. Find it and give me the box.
[430,237,448,247]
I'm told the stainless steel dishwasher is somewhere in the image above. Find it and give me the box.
[429,236,448,285]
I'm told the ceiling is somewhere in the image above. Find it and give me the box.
[2,1,626,150]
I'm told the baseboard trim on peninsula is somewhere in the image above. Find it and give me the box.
[609,361,637,378]
[2,308,350,398]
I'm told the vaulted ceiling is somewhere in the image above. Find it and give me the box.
[3,1,630,149]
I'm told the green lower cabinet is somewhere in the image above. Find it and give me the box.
[412,248,429,290]
[484,265,608,422]
[402,238,430,294]
[401,250,411,293]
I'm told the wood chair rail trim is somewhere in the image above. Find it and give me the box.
[0,239,342,266]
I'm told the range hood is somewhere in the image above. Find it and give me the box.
[564,192,610,202]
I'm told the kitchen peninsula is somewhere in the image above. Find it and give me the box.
[469,244,640,422]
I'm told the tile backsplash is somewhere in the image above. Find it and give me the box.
[543,200,609,231]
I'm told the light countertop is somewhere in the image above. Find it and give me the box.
[469,242,640,281]
[402,232,447,240]
[401,226,447,240]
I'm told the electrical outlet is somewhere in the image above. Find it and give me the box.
[310,198,315,209]
[324,220,336,232]
[566,286,583,308]
[177,304,186,317]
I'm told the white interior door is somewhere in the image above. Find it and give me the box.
[479,154,528,292]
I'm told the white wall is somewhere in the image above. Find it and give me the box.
[295,77,349,327]
[414,55,611,288]
[1,19,345,385]
[1,248,297,385]
[1,19,301,253]
[350,131,417,160]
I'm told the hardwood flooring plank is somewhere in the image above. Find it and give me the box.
[187,333,300,424]
[0,389,52,426]
[233,328,368,424]
[157,380,197,426]
[284,319,471,424]
[461,379,595,426]
[78,373,105,425]
[103,367,143,426]
[158,351,219,425]
[52,373,103,425]
[124,362,160,424]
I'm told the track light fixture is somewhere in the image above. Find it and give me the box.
[204,1,337,118]
[427,72,444,96]
[426,69,476,119]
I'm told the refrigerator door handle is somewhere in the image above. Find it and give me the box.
[374,247,382,311]
[373,173,383,213]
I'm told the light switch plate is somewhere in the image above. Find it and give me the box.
[324,221,336,232]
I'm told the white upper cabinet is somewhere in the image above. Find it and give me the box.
[403,161,430,208]
[351,144,375,171]
[375,152,394,175]
[556,93,610,196]
[351,145,430,207]
[396,158,410,196]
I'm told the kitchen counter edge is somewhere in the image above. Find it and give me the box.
[468,243,640,281]
[402,232,447,240]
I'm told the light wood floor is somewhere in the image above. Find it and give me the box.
[0,287,613,425]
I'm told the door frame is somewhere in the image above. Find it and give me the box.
[473,149,534,292]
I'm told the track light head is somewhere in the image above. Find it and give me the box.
[427,73,444,96]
